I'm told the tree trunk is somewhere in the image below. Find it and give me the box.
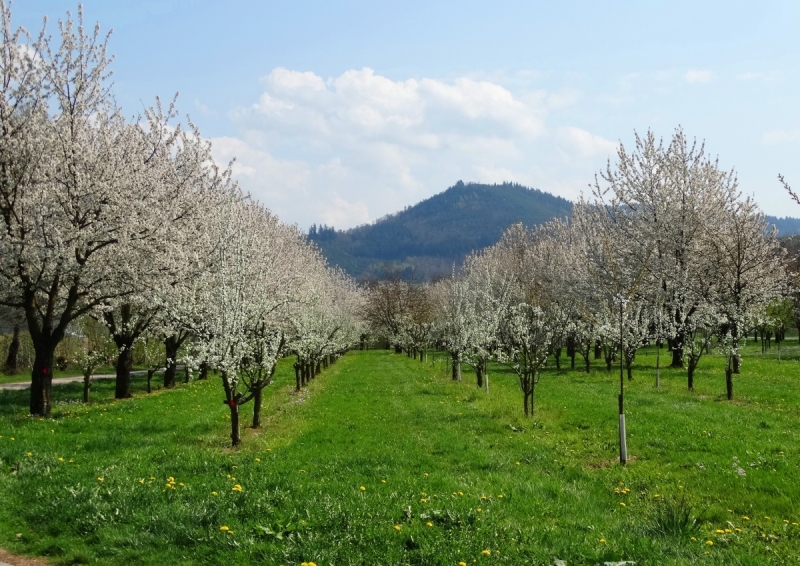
[451,354,461,381]
[394,345,402,354]
[530,375,536,417]
[147,369,155,393]
[4,324,20,373]
[198,362,208,380]
[585,354,590,374]
[83,373,91,403]
[294,362,301,391]
[687,358,696,391]
[732,353,740,374]
[229,402,241,446]
[554,348,561,370]
[163,336,179,388]
[594,341,602,360]
[725,367,733,400]
[476,363,483,388]
[252,388,262,428]
[30,341,56,416]
[114,342,134,399]
[669,336,684,368]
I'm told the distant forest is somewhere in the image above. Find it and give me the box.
[308,181,800,280]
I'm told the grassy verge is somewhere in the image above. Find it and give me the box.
[0,343,798,565]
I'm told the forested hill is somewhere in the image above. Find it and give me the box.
[308,181,572,280]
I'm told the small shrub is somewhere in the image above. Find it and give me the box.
[645,496,701,539]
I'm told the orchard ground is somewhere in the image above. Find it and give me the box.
[0,340,799,565]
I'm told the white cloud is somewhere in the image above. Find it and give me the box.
[684,70,714,83]
[225,67,553,228]
[557,127,618,158]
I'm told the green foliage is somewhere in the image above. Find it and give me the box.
[0,341,799,564]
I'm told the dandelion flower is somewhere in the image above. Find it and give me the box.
[619,502,626,507]
[481,549,491,556]
[459,562,467,566]
[255,458,261,462]
[220,526,229,531]
[477,508,482,512]
[599,538,606,543]
[394,525,401,531]
[97,477,104,482]
[691,537,696,541]
[138,479,144,485]
[743,516,750,521]
[26,452,32,456]
[381,479,386,483]
[498,494,504,498]
[211,491,218,496]
[232,484,242,492]
[715,529,724,534]
[57,457,64,462]
[735,528,741,533]
[426,521,433,527]
[360,486,366,491]
[706,540,713,546]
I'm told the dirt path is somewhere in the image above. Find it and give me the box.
[0,370,154,391]
[0,548,49,566]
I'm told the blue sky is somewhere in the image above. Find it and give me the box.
[15,0,800,229]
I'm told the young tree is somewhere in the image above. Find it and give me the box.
[710,197,786,399]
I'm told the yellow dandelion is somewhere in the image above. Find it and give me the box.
[138,479,144,485]
[477,508,482,512]
[424,472,429,477]
[654,494,660,498]
[735,528,741,533]
[706,540,713,546]
[394,525,401,531]
[255,458,260,462]
[764,516,770,520]
[743,516,750,521]
[724,528,731,533]
[168,476,174,482]
[619,502,626,507]
[516,462,520,465]
[599,538,606,543]
[715,529,724,534]
[481,549,491,556]
[426,521,433,527]
[97,477,104,482]
[211,491,218,496]
[232,484,242,492]
[57,457,64,462]
[179,482,184,486]
[691,537,696,541]
[381,479,386,483]
[498,494,504,498]
[26,452,32,456]
[459,491,464,496]
[360,486,366,491]
[219,526,229,531]
[459,562,467,566]
[150,476,155,480]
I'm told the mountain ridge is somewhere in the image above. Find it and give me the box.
[308,181,800,280]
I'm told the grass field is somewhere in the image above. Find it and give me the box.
[0,340,799,565]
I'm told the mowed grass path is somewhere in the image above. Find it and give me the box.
[0,344,799,565]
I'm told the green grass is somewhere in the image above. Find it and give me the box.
[0,341,799,565]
